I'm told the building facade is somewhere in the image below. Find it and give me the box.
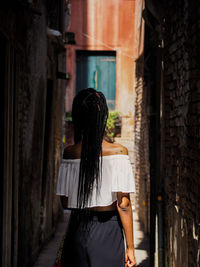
[162,1,200,266]
[0,1,67,266]
[65,0,136,139]
[139,0,200,266]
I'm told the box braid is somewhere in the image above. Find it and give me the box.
[72,88,108,208]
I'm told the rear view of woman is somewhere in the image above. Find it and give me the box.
[56,88,136,267]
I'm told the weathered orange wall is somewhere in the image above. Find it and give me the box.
[66,0,136,119]
[133,0,145,60]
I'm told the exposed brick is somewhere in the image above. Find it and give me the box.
[134,52,150,232]
[163,1,200,266]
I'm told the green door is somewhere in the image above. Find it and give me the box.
[76,51,116,110]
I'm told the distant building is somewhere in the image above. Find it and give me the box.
[65,0,136,140]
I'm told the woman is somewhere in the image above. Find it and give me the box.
[56,88,136,267]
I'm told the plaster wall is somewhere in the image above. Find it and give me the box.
[65,0,136,122]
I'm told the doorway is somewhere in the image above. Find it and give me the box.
[76,51,116,110]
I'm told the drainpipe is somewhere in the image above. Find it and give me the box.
[157,194,164,267]
[157,37,165,267]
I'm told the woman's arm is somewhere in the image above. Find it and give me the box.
[117,192,136,267]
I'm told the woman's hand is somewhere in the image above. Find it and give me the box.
[125,248,137,267]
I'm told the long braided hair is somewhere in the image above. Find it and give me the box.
[72,88,108,208]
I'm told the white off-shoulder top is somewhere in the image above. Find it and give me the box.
[56,154,136,208]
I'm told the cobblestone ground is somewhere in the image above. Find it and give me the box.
[33,210,149,267]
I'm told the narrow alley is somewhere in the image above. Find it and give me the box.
[33,210,150,267]
[1,1,200,267]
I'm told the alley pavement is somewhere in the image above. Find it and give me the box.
[133,209,150,267]
[33,210,150,267]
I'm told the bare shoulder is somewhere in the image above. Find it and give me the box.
[113,142,128,155]
[102,140,128,156]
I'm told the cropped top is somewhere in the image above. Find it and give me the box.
[56,154,136,208]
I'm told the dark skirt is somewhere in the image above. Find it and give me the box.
[60,210,125,267]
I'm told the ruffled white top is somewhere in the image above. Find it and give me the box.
[56,154,136,208]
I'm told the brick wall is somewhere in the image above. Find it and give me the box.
[133,0,150,233]
[134,57,150,232]
[163,1,200,266]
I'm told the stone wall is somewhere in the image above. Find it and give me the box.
[0,1,65,266]
[163,1,200,266]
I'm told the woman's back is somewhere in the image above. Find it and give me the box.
[61,140,129,211]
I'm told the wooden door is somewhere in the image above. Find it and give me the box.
[76,51,116,110]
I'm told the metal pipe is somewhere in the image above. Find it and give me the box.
[157,37,165,267]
